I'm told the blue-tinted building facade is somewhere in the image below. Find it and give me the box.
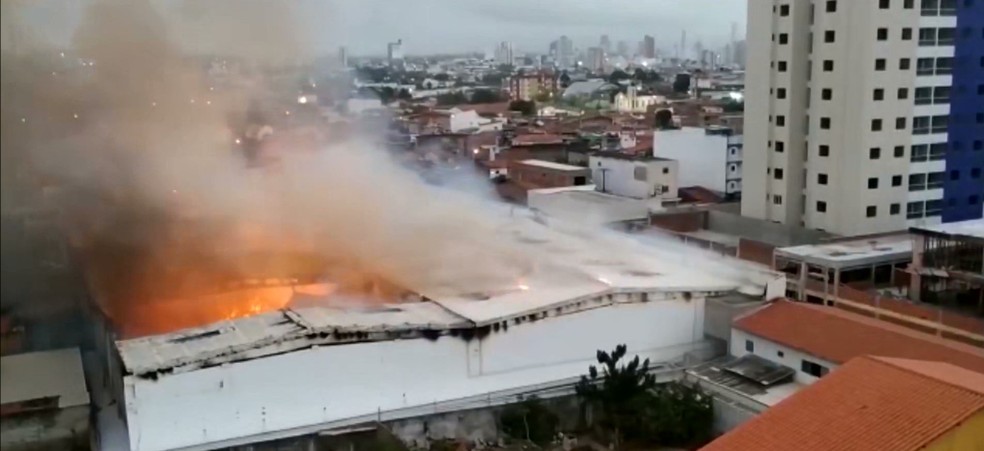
[942,0,984,222]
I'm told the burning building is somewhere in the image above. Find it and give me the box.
[86,209,785,451]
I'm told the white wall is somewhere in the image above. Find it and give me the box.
[589,156,679,200]
[652,128,732,193]
[729,330,838,385]
[123,297,707,451]
[448,110,489,132]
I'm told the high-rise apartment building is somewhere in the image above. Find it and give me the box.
[495,41,514,66]
[642,35,656,59]
[742,0,983,236]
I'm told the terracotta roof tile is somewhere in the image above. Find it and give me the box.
[734,300,984,373]
[701,356,984,451]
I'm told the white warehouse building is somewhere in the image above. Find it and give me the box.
[92,211,784,451]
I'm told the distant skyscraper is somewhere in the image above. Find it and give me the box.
[557,35,574,68]
[616,40,629,57]
[387,39,403,67]
[680,30,687,60]
[494,41,514,66]
[642,35,656,59]
[338,46,348,68]
[600,35,611,54]
[586,47,605,72]
[733,39,746,67]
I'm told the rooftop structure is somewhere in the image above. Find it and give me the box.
[701,356,984,451]
[909,218,983,318]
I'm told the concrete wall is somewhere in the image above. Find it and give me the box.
[707,210,828,247]
[0,406,90,451]
[589,156,679,200]
[730,330,838,385]
[652,128,730,193]
[123,296,709,451]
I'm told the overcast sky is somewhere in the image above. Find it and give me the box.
[7,0,746,57]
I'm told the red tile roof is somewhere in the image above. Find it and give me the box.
[678,186,725,204]
[701,356,984,451]
[734,300,984,373]
[512,134,566,145]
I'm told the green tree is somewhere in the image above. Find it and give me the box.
[433,73,451,82]
[655,109,674,129]
[643,382,714,447]
[436,91,468,106]
[575,345,655,449]
[470,88,503,104]
[608,69,631,84]
[499,396,559,446]
[508,100,536,116]
[723,99,744,112]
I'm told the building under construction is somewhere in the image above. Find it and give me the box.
[910,219,984,316]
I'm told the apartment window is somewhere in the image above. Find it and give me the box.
[662,167,669,174]
[896,117,907,130]
[926,199,943,216]
[819,145,829,157]
[817,201,827,212]
[890,203,901,215]
[773,195,783,205]
[912,116,930,134]
[894,146,905,158]
[900,58,911,70]
[869,148,881,159]
[823,60,834,71]
[902,28,913,40]
[824,30,836,42]
[915,87,932,105]
[821,117,831,129]
[933,86,951,104]
[920,28,937,45]
[892,175,903,186]
[898,88,909,99]
[875,58,887,71]
[776,141,785,152]
[951,169,960,180]
[871,119,882,131]
[974,140,983,151]
[779,33,789,44]
[777,88,787,99]
[866,206,878,217]
[778,61,788,72]
[907,201,925,219]
[826,0,837,11]
[909,173,927,191]
[868,177,879,189]
[777,115,786,126]
[774,168,784,180]
[821,88,832,100]
[818,173,829,184]
[937,27,955,45]
[745,339,754,352]
[911,144,929,161]
[873,88,884,100]
[930,143,947,160]
[971,195,981,205]
[778,350,785,358]
[973,168,982,178]
[931,115,947,133]
[880,0,891,8]
[904,0,914,8]
[780,4,790,16]
[917,57,934,75]
[936,57,953,74]
[877,28,889,40]
[802,360,829,377]
[928,171,945,188]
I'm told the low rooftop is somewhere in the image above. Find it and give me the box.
[592,150,671,162]
[701,356,984,451]
[516,159,588,172]
[910,218,984,242]
[1,348,90,410]
[775,232,912,269]
[735,300,984,373]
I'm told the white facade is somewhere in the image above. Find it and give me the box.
[742,0,954,235]
[613,86,665,113]
[447,109,490,132]
[652,127,743,195]
[730,329,837,385]
[589,155,679,200]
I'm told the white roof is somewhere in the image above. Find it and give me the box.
[519,159,587,172]
[1,348,90,409]
[776,233,912,268]
[911,219,984,240]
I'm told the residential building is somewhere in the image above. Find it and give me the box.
[507,71,558,101]
[652,126,743,199]
[642,34,656,59]
[742,0,984,236]
[613,85,665,113]
[494,41,513,66]
[617,40,630,57]
[386,39,403,67]
[701,355,984,451]
[909,219,983,311]
[586,47,605,72]
[599,35,611,54]
[589,152,679,200]
[509,159,590,189]
[557,35,574,68]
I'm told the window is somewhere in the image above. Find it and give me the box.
[950,170,960,180]
[866,205,877,217]
[871,119,882,131]
[776,141,785,152]
[821,117,831,129]
[926,199,943,216]
[873,89,884,100]
[777,88,787,99]
[902,28,913,40]
[819,145,830,157]
[933,86,950,104]
[826,0,837,12]
[802,360,829,377]
[904,0,914,8]
[910,173,927,191]
[773,195,783,205]
[817,201,827,212]
[892,175,903,186]
[780,4,790,16]
[875,58,886,71]
[974,140,983,151]
[973,168,982,178]
[823,60,834,71]
[662,167,669,174]
[920,27,937,45]
[774,168,784,179]
[915,87,932,105]
[928,171,945,188]
[900,58,911,70]
[633,166,648,181]
[931,115,947,133]
[898,88,908,99]
[779,33,789,44]
[868,177,879,189]
[896,117,907,130]
[824,30,835,42]
[869,148,881,159]
[818,173,829,184]
[894,146,905,157]
[907,201,924,219]
[877,28,888,40]
[778,61,788,72]
[776,115,786,126]
[777,350,785,358]
[821,88,832,100]
[880,0,891,8]
[745,339,754,352]
[930,142,947,160]
[971,195,982,205]
[917,57,934,75]
[890,203,901,215]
